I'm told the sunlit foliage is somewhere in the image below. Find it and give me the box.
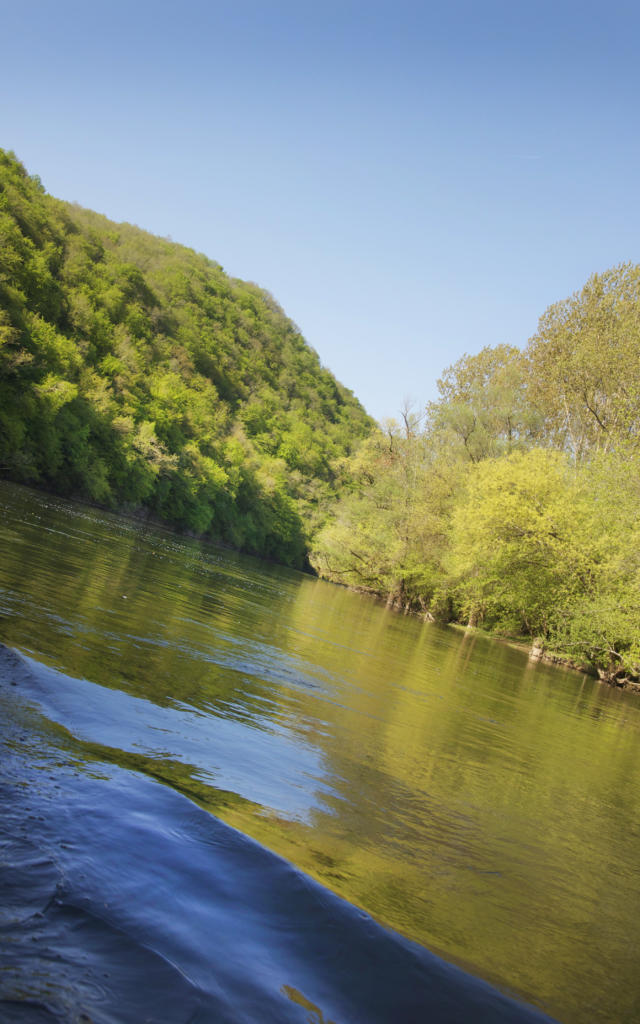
[0,150,373,567]
[313,271,640,682]
[2,148,638,680]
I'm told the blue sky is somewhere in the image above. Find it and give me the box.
[2,0,639,421]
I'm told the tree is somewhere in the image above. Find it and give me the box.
[447,447,640,681]
[526,264,640,458]
[0,149,374,567]
[311,412,460,611]
[447,449,595,636]
[426,345,539,463]
[545,451,640,680]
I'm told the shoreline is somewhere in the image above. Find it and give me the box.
[3,477,638,695]
[450,623,640,694]
[344,583,640,695]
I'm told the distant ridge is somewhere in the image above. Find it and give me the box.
[0,150,373,566]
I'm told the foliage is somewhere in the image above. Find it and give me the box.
[0,150,373,567]
[311,270,640,680]
[526,265,640,458]
[447,450,596,635]
[545,450,640,677]
[311,408,462,612]
[3,149,638,679]
[426,344,540,462]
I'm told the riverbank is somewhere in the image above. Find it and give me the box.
[11,476,640,695]
[450,624,640,694]
[338,582,640,695]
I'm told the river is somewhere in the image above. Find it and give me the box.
[1,480,639,1023]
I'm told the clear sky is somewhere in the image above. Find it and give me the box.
[2,0,639,422]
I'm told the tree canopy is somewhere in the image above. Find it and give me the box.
[312,266,640,685]
[2,149,638,683]
[0,150,373,567]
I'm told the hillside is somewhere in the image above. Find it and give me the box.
[0,150,373,566]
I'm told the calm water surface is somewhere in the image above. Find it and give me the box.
[1,481,639,1023]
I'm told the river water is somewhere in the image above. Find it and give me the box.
[0,481,639,1023]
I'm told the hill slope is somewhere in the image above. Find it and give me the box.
[0,151,373,566]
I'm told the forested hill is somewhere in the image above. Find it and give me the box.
[0,150,374,566]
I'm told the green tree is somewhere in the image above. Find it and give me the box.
[545,450,640,679]
[426,344,538,464]
[447,448,640,681]
[447,449,595,635]
[311,410,460,611]
[526,264,640,458]
[0,149,374,567]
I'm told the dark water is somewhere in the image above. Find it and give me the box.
[1,483,639,1023]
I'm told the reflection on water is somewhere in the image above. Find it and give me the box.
[0,687,553,1024]
[1,481,640,1023]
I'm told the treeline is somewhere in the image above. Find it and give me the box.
[0,150,373,566]
[2,150,638,682]
[311,266,640,684]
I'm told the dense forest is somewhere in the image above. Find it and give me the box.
[1,149,638,686]
[0,150,372,567]
[311,267,640,686]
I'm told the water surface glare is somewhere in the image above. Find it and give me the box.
[1,481,640,1023]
